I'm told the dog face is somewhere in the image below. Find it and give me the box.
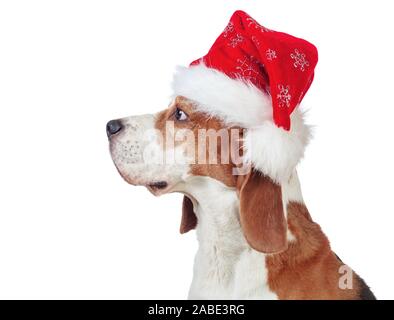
[108,96,241,194]
[107,96,288,253]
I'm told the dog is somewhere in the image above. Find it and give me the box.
[107,96,375,300]
[107,11,375,300]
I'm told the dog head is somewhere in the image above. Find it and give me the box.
[107,95,304,254]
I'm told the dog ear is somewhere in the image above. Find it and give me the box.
[237,169,288,253]
[180,196,197,234]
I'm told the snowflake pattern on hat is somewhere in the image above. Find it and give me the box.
[234,55,265,87]
[290,49,309,72]
[228,34,244,48]
[266,49,277,61]
[277,85,291,108]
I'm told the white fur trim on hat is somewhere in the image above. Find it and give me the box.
[243,110,311,183]
[172,64,311,182]
[172,64,272,127]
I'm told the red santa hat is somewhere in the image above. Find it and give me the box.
[172,10,318,182]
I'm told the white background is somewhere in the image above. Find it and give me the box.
[0,0,393,299]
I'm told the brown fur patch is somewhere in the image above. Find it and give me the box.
[266,202,363,299]
[154,96,238,187]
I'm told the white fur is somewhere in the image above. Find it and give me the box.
[175,176,278,300]
[172,64,312,182]
[282,171,304,242]
[282,170,305,205]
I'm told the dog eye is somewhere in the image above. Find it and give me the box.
[174,108,188,121]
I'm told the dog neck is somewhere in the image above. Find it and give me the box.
[178,174,304,299]
[181,176,246,250]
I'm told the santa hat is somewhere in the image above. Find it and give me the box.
[172,10,318,183]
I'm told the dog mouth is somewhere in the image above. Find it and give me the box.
[147,181,168,192]
[109,144,173,194]
[148,181,168,189]
[110,155,172,194]
[146,181,170,195]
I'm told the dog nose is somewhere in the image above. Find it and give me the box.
[106,119,123,137]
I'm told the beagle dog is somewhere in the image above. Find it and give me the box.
[107,96,375,300]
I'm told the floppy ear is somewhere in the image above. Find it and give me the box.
[180,196,197,234]
[238,169,288,253]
